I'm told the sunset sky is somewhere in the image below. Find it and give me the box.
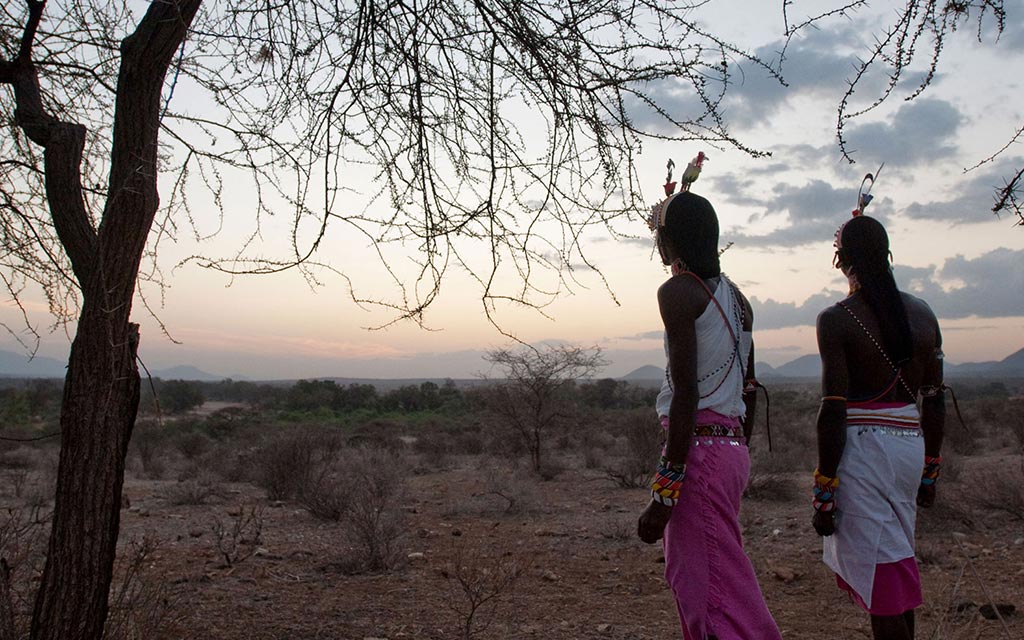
[2,1,1023,380]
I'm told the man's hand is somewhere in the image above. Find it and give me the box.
[917,483,936,508]
[812,510,836,537]
[637,500,673,544]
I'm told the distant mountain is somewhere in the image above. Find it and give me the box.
[772,354,821,378]
[0,350,66,378]
[149,365,230,382]
[620,365,663,381]
[1000,347,1024,372]
[755,361,777,377]
[948,347,1024,377]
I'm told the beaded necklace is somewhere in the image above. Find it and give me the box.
[663,272,746,400]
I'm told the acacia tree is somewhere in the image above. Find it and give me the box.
[483,344,605,473]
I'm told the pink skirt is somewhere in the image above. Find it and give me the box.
[836,557,922,616]
[662,412,781,640]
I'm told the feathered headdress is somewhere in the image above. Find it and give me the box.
[647,152,707,231]
[835,162,885,264]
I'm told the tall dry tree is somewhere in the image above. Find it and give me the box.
[1,2,201,638]
[484,344,605,473]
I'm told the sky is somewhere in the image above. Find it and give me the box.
[2,1,1023,380]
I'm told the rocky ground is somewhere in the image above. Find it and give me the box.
[95,456,1023,640]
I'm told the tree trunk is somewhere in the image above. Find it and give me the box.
[30,312,139,640]
[0,559,15,640]
[4,2,204,638]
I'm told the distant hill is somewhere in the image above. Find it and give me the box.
[620,365,663,381]
[947,347,1024,377]
[0,350,66,378]
[771,354,821,378]
[149,365,231,382]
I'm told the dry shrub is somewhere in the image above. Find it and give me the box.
[203,443,255,484]
[964,457,1024,521]
[472,459,537,516]
[599,410,662,489]
[104,536,184,640]
[211,506,265,568]
[744,472,798,502]
[943,418,978,456]
[166,467,222,506]
[1008,400,1024,452]
[412,430,452,471]
[0,448,35,471]
[253,429,318,500]
[442,544,523,640]
[453,429,484,456]
[297,439,351,522]
[171,430,212,461]
[0,505,49,637]
[130,422,167,479]
[340,448,407,573]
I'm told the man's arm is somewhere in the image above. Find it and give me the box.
[637,277,704,545]
[918,309,945,507]
[740,293,756,442]
[661,280,701,466]
[815,308,849,477]
[813,307,849,536]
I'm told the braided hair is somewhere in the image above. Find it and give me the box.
[658,192,721,279]
[835,216,913,365]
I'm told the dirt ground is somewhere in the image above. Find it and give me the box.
[101,455,1024,640]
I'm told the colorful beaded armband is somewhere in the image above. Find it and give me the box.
[812,468,839,513]
[921,455,941,486]
[651,457,687,507]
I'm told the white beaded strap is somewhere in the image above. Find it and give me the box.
[836,301,916,399]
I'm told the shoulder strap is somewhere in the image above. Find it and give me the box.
[836,300,915,400]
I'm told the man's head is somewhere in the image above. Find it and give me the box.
[656,191,720,279]
[834,215,891,276]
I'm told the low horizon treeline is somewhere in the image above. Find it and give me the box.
[0,376,663,426]
[2,375,1023,433]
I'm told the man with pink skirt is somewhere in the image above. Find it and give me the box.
[636,170,781,640]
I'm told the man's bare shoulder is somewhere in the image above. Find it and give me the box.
[900,291,939,322]
[816,301,850,329]
[657,274,711,318]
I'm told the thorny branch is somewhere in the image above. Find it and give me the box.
[1,0,839,344]
[835,0,1020,225]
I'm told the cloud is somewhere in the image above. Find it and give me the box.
[716,178,892,247]
[928,248,1024,318]
[747,248,1024,331]
[616,330,663,341]
[722,27,864,128]
[841,98,963,167]
[624,77,723,135]
[902,156,1024,223]
[749,290,841,330]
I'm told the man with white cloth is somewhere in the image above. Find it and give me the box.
[813,214,945,640]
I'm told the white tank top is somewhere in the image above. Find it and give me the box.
[656,275,751,418]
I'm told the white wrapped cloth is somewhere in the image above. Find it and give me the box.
[823,403,924,608]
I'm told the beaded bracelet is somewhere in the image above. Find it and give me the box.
[651,456,687,507]
[812,468,839,512]
[921,455,942,486]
